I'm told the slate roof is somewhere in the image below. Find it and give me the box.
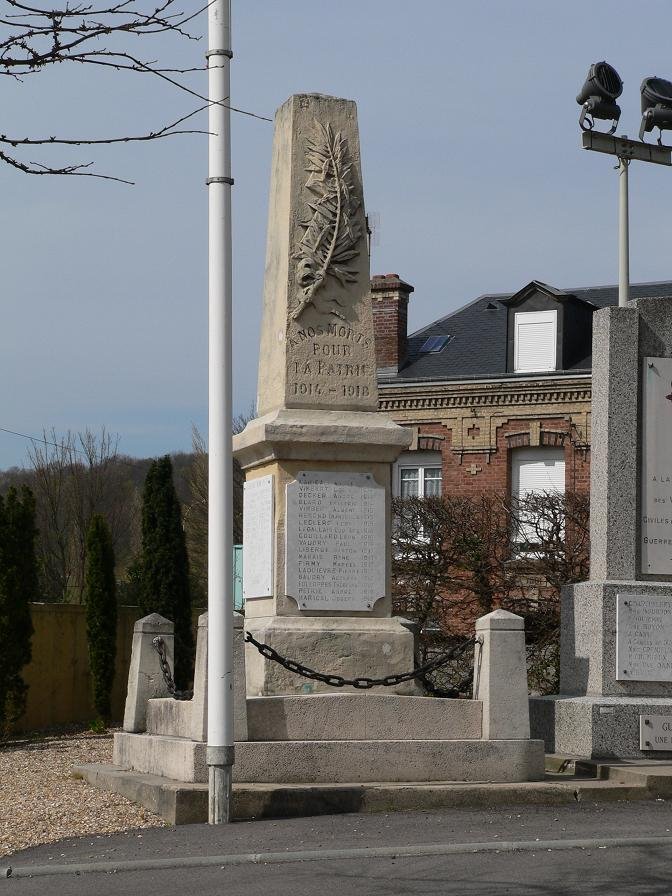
[389,280,672,383]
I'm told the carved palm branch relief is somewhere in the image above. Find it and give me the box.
[291,121,362,321]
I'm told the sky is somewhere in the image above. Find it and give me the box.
[3,0,672,469]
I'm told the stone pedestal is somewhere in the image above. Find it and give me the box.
[532,581,672,758]
[235,409,415,695]
[245,615,417,697]
[113,611,544,787]
[531,298,672,759]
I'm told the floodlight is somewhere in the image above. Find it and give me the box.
[639,76,672,144]
[577,61,623,134]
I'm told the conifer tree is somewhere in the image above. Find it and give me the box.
[0,487,37,736]
[84,514,117,721]
[139,456,193,687]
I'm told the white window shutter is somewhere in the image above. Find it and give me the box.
[514,310,557,372]
[511,447,565,547]
[511,448,566,498]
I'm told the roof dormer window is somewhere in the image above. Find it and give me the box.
[514,310,557,373]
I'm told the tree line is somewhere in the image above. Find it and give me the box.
[0,426,245,606]
[0,423,247,734]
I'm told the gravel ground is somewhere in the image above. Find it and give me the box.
[0,728,165,857]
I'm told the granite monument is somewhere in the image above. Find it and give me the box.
[531,297,672,758]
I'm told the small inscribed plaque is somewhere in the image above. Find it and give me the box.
[285,471,385,611]
[640,715,672,750]
[616,593,672,681]
[641,357,672,575]
[243,475,274,599]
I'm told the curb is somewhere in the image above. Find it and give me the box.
[6,833,672,879]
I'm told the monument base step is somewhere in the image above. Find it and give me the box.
[114,732,207,783]
[530,695,672,759]
[75,762,653,826]
[246,693,482,741]
[113,732,545,784]
[574,758,672,791]
[145,694,482,741]
[146,698,193,739]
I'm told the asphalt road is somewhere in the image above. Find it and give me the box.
[5,800,672,895]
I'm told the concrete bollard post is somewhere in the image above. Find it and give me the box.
[473,609,530,740]
[190,611,248,743]
[233,612,249,742]
[123,614,175,733]
[190,613,209,742]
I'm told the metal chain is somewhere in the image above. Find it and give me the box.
[416,666,473,699]
[152,637,194,701]
[244,631,481,690]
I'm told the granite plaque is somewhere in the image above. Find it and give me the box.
[243,475,274,599]
[616,593,672,681]
[641,357,672,575]
[640,715,672,751]
[285,470,385,611]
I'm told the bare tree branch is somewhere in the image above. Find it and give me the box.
[392,491,590,696]
[0,0,270,178]
[0,103,210,146]
[0,148,135,181]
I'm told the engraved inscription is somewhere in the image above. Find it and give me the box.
[616,593,672,681]
[243,475,274,599]
[291,121,362,321]
[641,357,672,575]
[285,471,385,611]
[286,321,374,402]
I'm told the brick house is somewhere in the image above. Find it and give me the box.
[370,273,672,509]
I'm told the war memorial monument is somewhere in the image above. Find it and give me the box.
[531,297,672,757]
[87,95,544,821]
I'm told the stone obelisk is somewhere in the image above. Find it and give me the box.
[233,94,414,696]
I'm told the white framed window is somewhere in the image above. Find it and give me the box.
[393,451,443,546]
[514,310,557,373]
[511,447,565,553]
[394,451,442,498]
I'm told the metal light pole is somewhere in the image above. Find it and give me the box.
[581,131,671,306]
[618,157,629,307]
[206,0,234,823]
[577,62,672,305]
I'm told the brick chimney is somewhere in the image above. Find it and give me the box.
[370,273,414,376]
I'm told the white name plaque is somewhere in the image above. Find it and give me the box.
[616,593,672,681]
[640,715,672,751]
[285,471,385,612]
[243,475,274,599]
[641,357,672,575]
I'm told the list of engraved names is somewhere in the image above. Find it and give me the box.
[616,593,672,681]
[285,471,385,611]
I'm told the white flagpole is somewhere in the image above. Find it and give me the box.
[206,0,234,823]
